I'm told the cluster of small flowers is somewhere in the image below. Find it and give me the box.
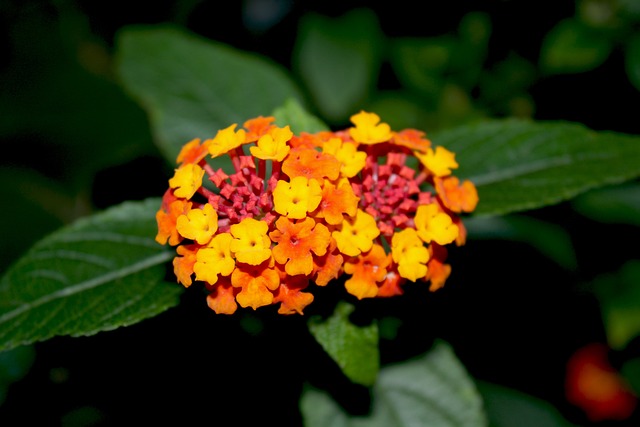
[155,111,478,315]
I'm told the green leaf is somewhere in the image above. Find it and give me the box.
[590,260,640,350]
[293,8,384,124]
[389,36,455,100]
[115,25,305,163]
[626,34,640,92]
[539,18,613,74]
[308,301,380,386]
[272,98,329,134]
[0,198,181,353]
[464,214,577,270]
[431,119,640,217]
[476,380,578,427]
[301,340,487,427]
[572,181,640,227]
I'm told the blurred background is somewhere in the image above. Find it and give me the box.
[2,0,640,425]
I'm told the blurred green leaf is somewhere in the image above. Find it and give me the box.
[432,119,640,217]
[539,18,613,74]
[390,12,489,102]
[571,181,640,227]
[272,98,329,134]
[115,25,305,164]
[464,215,577,270]
[390,36,456,101]
[0,345,35,405]
[477,380,577,427]
[0,198,181,353]
[308,301,379,386]
[293,8,384,124]
[301,340,487,426]
[591,260,640,350]
[625,33,640,92]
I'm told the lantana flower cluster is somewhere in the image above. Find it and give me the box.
[155,111,478,315]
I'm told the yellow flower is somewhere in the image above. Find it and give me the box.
[415,146,458,177]
[169,163,204,199]
[229,218,272,265]
[249,125,292,161]
[414,204,459,245]
[193,233,235,284]
[322,138,366,178]
[273,176,323,219]
[175,203,218,245]
[208,123,247,158]
[332,209,380,257]
[391,228,429,282]
[348,111,392,145]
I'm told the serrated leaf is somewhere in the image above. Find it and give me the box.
[308,301,379,386]
[301,340,487,427]
[0,198,181,352]
[115,25,305,164]
[539,18,612,74]
[294,8,383,124]
[431,119,640,217]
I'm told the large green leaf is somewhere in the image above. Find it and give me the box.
[301,340,487,427]
[432,119,640,217]
[308,301,380,387]
[0,198,181,352]
[115,25,305,163]
[293,8,383,124]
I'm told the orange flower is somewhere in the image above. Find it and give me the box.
[176,137,210,165]
[172,244,199,287]
[206,276,239,315]
[425,244,451,292]
[312,238,344,287]
[343,244,390,299]
[282,147,341,181]
[376,269,404,297]
[155,197,192,246]
[392,129,431,152]
[231,260,280,310]
[270,217,331,276]
[435,176,479,213]
[272,274,314,315]
[566,343,637,422]
[243,116,276,142]
[314,179,359,225]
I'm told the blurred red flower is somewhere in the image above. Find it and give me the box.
[565,342,637,422]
